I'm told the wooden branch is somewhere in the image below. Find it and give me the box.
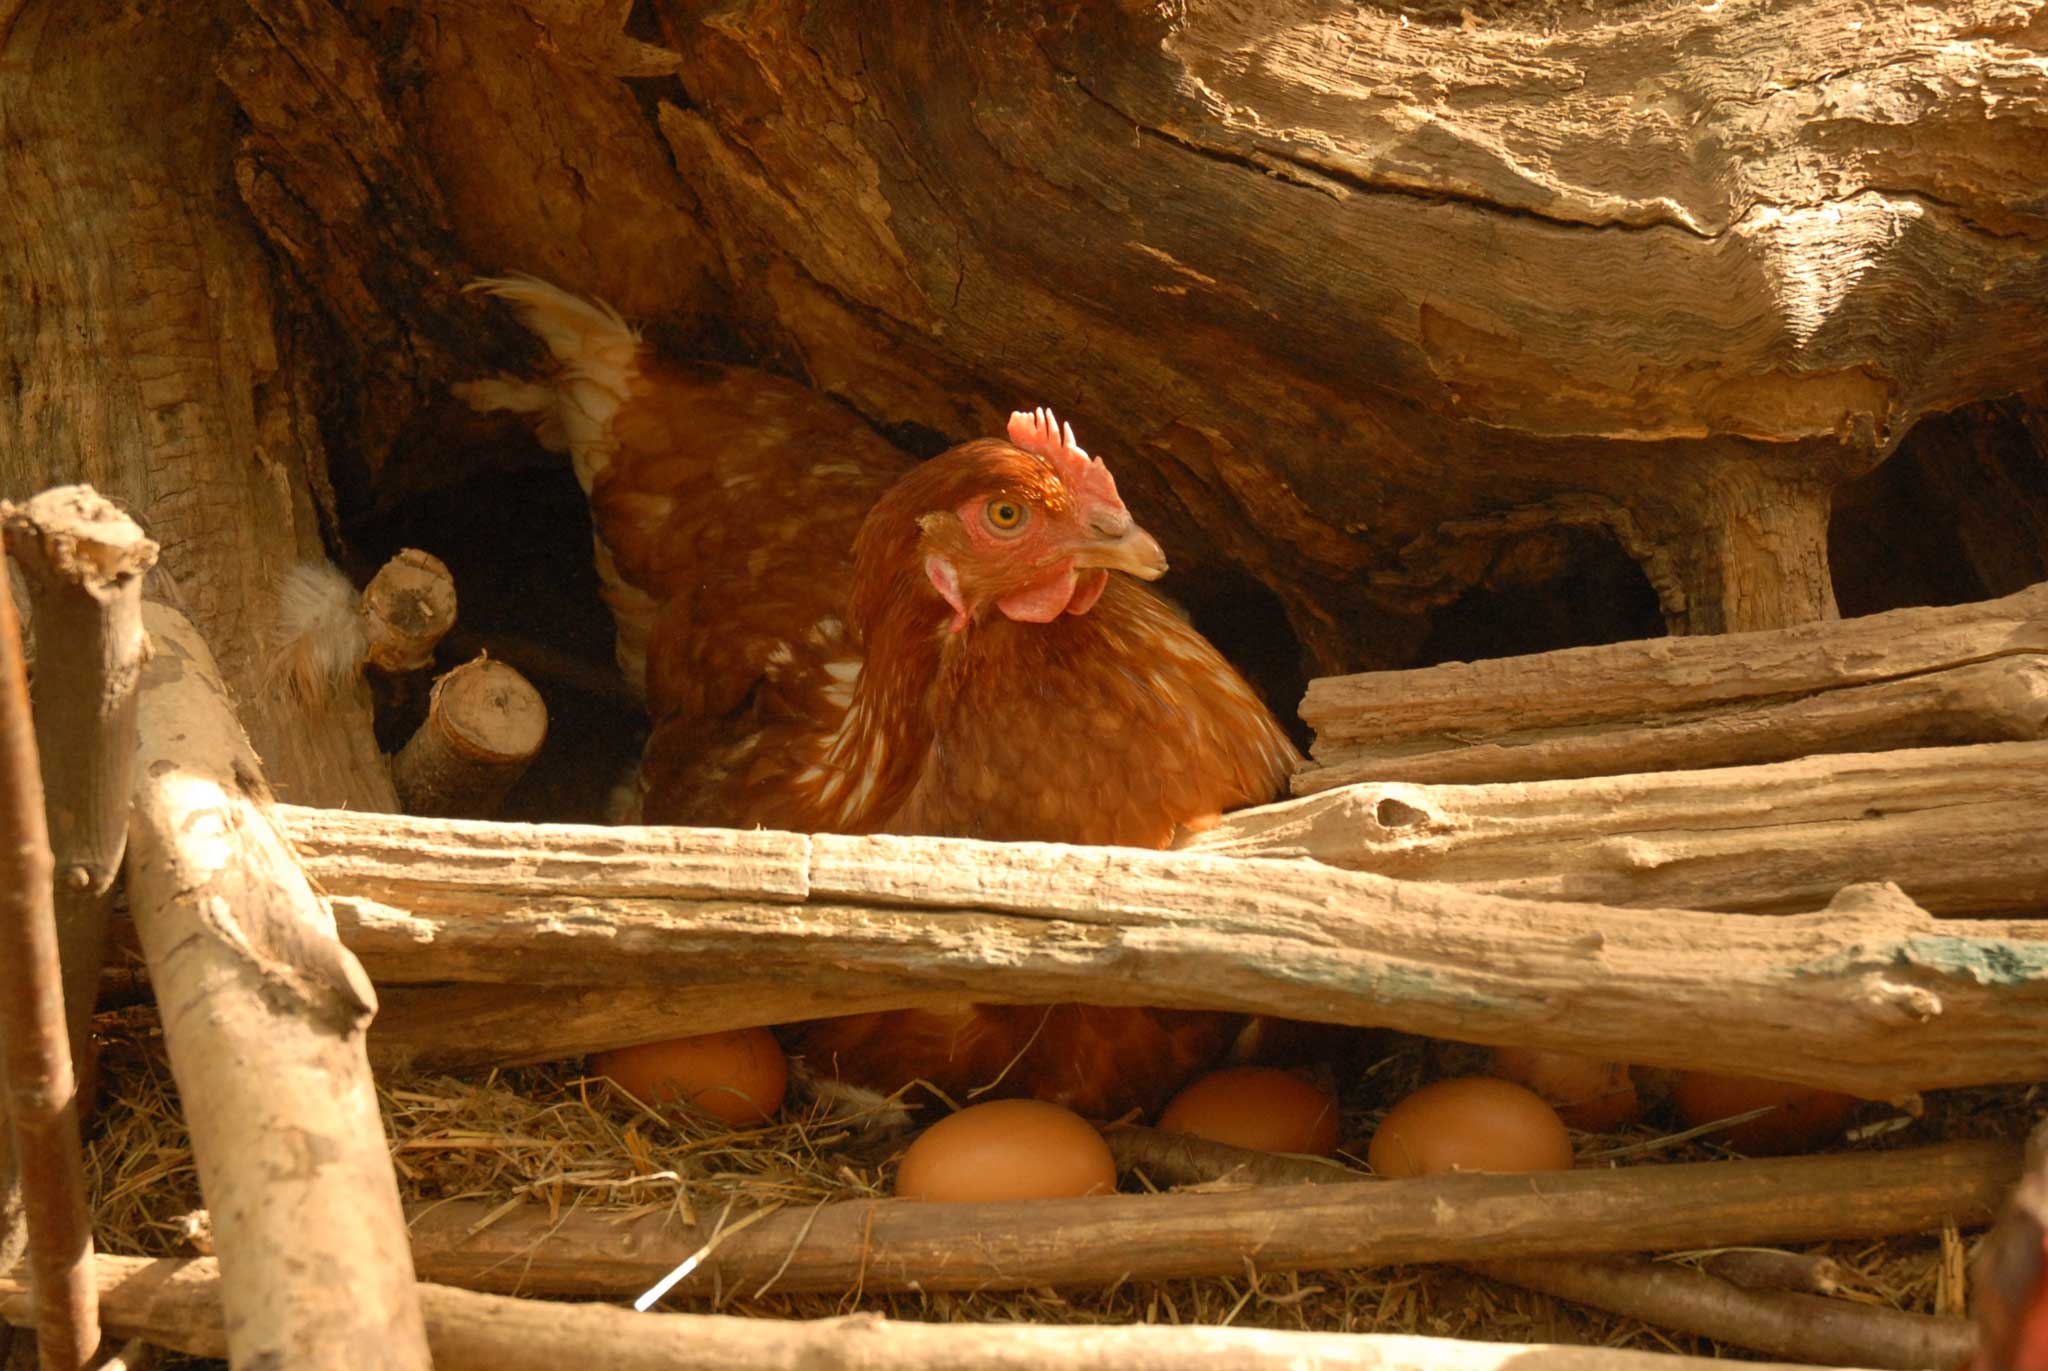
[1,1256,1877,1371]
[1297,581,2048,791]
[273,804,2048,1095]
[361,548,457,674]
[1190,740,2048,917]
[401,1141,2016,1298]
[1,487,156,1100]
[127,603,429,1369]
[1699,1249,1846,1297]
[1468,1257,1975,1371]
[1108,1126,1970,1368]
[391,655,546,818]
[0,509,97,1371]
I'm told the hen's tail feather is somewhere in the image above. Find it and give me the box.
[456,274,645,494]
[457,273,660,696]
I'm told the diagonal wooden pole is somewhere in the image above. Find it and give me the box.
[0,539,100,1368]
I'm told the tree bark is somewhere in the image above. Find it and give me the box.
[127,603,429,1370]
[391,655,547,818]
[272,805,2048,1096]
[0,3,389,807]
[640,0,2048,646]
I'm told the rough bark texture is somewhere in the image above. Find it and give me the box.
[0,2,406,813]
[636,0,2048,653]
[127,604,429,1370]
[1194,740,2048,916]
[274,806,2048,1096]
[398,1141,2017,1298]
[0,1255,1896,1371]
[1297,581,2048,791]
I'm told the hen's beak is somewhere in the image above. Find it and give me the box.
[1072,513,1168,581]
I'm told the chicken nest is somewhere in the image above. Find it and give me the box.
[79,998,2041,1371]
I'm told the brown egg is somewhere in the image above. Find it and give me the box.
[589,1029,787,1126]
[896,1099,1117,1202]
[1670,1071,1859,1156]
[1157,1067,1341,1155]
[1368,1077,1574,1178]
[1487,1047,1642,1132]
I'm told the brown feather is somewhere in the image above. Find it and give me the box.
[465,277,1303,1120]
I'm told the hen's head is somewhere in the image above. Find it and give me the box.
[853,408,1165,636]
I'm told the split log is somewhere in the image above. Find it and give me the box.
[1188,740,2048,917]
[1296,582,2048,792]
[392,655,546,818]
[0,515,97,1371]
[0,488,155,1098]
[273,806,2048,1095]
[0,1256,1885,1371]
[126,603,430,1369]
[401,1141,2016,1299]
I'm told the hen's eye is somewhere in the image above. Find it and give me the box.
[985,498,1027,534]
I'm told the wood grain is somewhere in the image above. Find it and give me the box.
[1,1253,1892,1371]
[1196,739,2048,916]
[1297,582,2048,790]
[271,805,2048,1095]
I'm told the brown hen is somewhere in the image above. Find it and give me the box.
[460,276,1300,1117]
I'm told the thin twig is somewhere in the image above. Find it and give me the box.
[0,539,101,1367]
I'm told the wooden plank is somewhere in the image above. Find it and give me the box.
[1296,582,2048,792]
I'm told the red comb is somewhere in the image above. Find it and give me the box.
[1008,407,1122,508]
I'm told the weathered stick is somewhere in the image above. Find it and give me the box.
[1297,581,2048,792]
[0,510,98,1371]
[360,547,456,673]
[0,1255,1880,1371]
[273,806,2048,1096]
[0,488,156,1100]
[1699,1249,1846,1296]
[399,1141,2019,1298]
[127,602,431,1369]
[391,655,546,818]
[1188,740,2048,916]
[1469,1257,1976,1371]
[1110,1126,1972,1369]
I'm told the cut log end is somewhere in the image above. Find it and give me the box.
[362,547,458,673]
[0,485,160,594]
[393,655,547,818]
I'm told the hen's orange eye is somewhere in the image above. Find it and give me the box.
[985,499,1027,533]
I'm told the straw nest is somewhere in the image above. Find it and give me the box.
[82,1003,2039,1369]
